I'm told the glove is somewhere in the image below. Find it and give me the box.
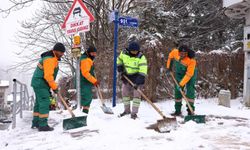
[49,91,53,97]
[133,84,139,90]
[176,84,183,91]
[93,80,100,87]
[135,74,145,85]
[50,97,56,105]
[166,68,172,75]
[117,65,124,73]
[120,72,127,84]
[53,88,58,94]
[49,96,56,110]
[120,71,125,76]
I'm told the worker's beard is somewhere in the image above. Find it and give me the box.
[89,55,95,60]
[87,52,95,60]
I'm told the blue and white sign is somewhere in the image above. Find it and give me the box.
[119,17,139,28]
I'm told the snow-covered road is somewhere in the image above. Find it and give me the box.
[1,98,250,150]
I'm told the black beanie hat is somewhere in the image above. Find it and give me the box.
[128,42,140,51]
[178,45,189,52]
[53,42,66,52]
[87,46,97,52]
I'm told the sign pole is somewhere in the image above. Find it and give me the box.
[76,55,81,109]
[71,33,82,110]
[112,10,119,107]
[61,0,95,109]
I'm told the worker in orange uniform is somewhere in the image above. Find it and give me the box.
[31,42,65,131]
[166,45,197,116]
[80,46,99,114]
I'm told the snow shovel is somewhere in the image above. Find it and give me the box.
[58,93,87,130]
[123,75,177,133]
[95,85,114,114]
[170,72,205,123]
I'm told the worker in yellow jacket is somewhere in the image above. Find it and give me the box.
[117,42,148,119]
[166,45,197,116]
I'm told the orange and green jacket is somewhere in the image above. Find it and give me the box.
[80,53,97,85]
[31,51,59,90]
[166,48,197,87]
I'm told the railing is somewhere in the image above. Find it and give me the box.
[12,79,34,129]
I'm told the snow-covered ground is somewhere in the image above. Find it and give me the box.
[0,97,250,150]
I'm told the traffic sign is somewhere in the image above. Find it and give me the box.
[223,0,243,7]
[119,17,139,28]
[61,0,94,35]
[66,18,90,35]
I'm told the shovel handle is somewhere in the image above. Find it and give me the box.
[95,85,106,106]
[94,71,106,106]
[123,75,167,118]
[170,72,194,114]
[58,92,75,117]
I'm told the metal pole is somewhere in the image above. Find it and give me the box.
[23,85,26,110]
[24,85,29,110]
[76,56,81,109]
[76,32,84,110]
[30,96,34,111]
[20,84,23,118]
[23,85,27,110]
[12,79,17,129]
[112,10,119,107]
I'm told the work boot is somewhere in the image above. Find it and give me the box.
[118,111,130,117]
[38,125,54,131]
[131,113,138,120]
[31,120,39,129]
[31,124,39,129]
[118,103,131,117]
[82,109,89,114]
[170,111,182,116]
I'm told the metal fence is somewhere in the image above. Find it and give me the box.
[12,79,34,129]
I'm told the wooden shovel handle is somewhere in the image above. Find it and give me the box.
[95,85,106,106]
[58,92,75,117]
[170,72,194,114]
[123,75,167,119]
[93,71,106,106]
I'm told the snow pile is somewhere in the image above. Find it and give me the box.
[209,49,228,55]
[0,98,250,150]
